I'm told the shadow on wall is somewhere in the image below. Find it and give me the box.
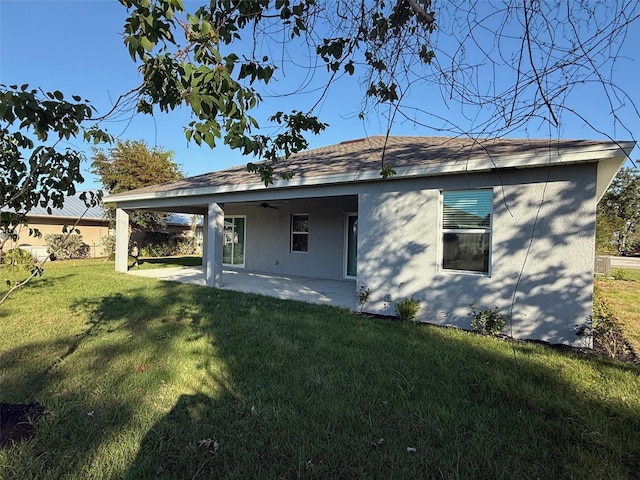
[357,165,597,345]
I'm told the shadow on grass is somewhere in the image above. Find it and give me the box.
[129,256,203,270]
[124,304,640,479]
[2,279,640,478]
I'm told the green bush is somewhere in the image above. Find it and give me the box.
[395,296,421,322]
[140,232,200,257]
[45,234,90,260]
[592,287,629,358]
[470,304,508,335]
[1,247,35,266]
[610,269,629,281]
[175,237,199,256]
[0,247,40,284]
[356,284,370,312]
[101,235,116,260]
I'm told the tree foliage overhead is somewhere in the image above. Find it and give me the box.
[116,0,639,184]
[91,139,183,230]
[0,84,108,252]
[0,85,112,303]
[598,167,640,254]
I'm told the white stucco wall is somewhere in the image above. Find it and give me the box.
[357,164,597,346]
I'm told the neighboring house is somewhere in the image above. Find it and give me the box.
[104,136,635,346]
[6,192,109,260]
[3,192,199,260]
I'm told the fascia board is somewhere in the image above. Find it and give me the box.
[26,214,107,222]
[104,141,635,204]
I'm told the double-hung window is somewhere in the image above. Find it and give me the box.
[441,189,492,274]
[291,214,309,252]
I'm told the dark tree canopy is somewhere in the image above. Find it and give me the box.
[91,139,183,230]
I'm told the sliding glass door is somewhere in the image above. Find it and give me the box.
[345,214,357,278]
[223,216,245,266]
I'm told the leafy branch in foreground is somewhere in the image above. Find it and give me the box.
[0,194,100,307]
[1,84,110,236]
[117,0,638,184]
[119,0,438,183]
[1,83,110,303]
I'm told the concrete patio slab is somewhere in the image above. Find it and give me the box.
[127,266,357,310]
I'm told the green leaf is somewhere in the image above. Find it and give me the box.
[344,61,355,75]
[141,36,154,51]
[203,131,215,148]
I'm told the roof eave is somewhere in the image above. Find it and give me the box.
[104,141,635,204]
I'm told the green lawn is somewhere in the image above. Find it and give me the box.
[596,268,640,357]
[1,259,639,479]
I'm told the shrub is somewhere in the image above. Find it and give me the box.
[356,284,370,312]
[592,287,630,358]
[395,296,421,322]
[175,237,200,256]
[101,235,116,260]
[1,247,35,267]
[140,232,172,257]
[45,234,90,260]
[610,269,629,281]
[469,304,508,335]
[0,248,40,283]
[141,232,200,257]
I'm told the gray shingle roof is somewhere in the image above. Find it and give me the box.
[105,135,629,200]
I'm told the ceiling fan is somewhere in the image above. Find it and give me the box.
[258,202,280,210]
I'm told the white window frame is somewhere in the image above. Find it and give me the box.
[440,189,493,275]
[291,213,309,253]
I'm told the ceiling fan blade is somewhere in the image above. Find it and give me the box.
[259,202,280,209]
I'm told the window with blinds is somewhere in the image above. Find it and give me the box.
[441,190,492,274]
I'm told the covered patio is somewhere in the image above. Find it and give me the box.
[127,266,357,310]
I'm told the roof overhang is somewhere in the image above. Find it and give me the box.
[104,140,635,207]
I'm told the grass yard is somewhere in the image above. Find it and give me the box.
[596,269,640,356]
[1,260,639,479]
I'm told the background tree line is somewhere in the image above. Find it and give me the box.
[597,167,640,255]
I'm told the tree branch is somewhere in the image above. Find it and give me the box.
[406,0,435,25]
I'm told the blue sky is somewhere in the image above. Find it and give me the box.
[1,1,638,190]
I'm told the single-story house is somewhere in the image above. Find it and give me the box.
[6,193,109,260]
[2,192,200,260]
[104,136,635,346]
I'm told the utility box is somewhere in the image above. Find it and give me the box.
[594,256,611,276]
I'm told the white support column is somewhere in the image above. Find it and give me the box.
[201,217,209,267]
[115,208,130,272]
[204,202,224,287]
